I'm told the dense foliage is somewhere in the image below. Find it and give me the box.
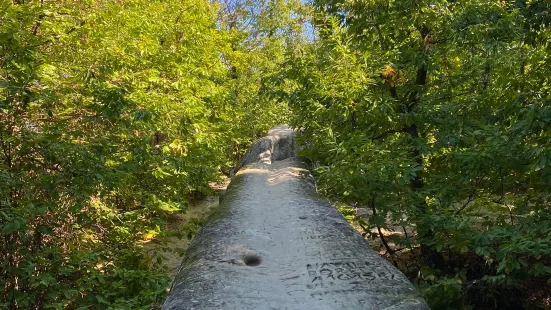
[281,0,551,308]
[0,0,301,308]
[3,0,550,309]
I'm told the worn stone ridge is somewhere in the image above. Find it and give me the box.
[163,126,429,310]
[234,125,296,173]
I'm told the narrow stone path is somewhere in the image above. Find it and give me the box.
[163,127,428,310]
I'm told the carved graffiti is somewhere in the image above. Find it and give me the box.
[305,261,402,289]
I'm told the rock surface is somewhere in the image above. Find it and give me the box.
[233,125,296,174]
[163,126,429,310]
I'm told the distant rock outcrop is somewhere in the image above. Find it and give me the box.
[233,125,296,173]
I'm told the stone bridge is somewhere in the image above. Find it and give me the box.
[163,126,429,310]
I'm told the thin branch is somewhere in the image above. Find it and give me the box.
[371,129,404,141]
[370,194,395,255]
[454,189,476,216]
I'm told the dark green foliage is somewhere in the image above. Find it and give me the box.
[280,0,551,308]
[0,0,298,308]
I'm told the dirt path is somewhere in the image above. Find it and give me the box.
[144,181,229,281]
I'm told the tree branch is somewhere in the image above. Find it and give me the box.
[371,129,404,140]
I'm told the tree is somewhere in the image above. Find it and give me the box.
[283,0,551,308]
[214,0,308,164]
[0,0,295,308]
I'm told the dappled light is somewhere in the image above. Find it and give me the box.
[1,0,550,309]
[164,127,429,309]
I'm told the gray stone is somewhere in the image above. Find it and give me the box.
[163,126,429,310]
[233,125,296,174]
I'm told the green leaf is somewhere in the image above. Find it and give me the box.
[2,220,21,235]
[95,295,108,304]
